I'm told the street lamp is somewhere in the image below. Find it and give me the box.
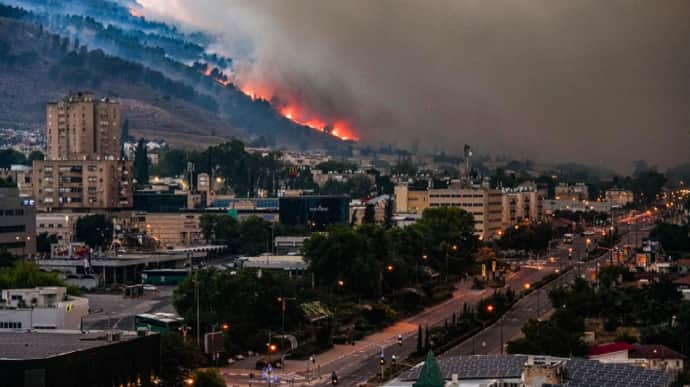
[485,304,504,354]
[523,283,531,291]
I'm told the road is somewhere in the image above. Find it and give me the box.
[82,286,175,330]
[442,221,652,359]
[221,238,586,386]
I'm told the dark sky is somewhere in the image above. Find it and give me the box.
[138,0,690,172]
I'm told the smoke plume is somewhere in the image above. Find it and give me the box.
[136,0,690,172]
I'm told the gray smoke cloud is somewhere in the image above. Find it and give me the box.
[137,0,690,172]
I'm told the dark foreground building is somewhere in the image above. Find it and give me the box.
[279,195,349,231]
[0,330,160,387]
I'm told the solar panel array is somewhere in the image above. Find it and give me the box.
[402,355,527,381]
[557,358,673,387]
[401,355,673,387]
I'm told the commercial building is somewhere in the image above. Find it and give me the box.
[0,164,33,197]
[0,187,36,257]
[34,92,133,211]
[555,182,589,201]
[394,184,504,240]
[0,330,160,387]
[279,195,349,231]
[274,236,309,255]
[385,354,673,387]
[0,287,88,330]
[606,188,635,206]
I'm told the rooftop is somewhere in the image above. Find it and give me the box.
[0,330,143,361]
[589,342,635,357]
[392,355,673,387]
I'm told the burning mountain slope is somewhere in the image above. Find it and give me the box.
[0,14,239,147]
[1,0,356,152]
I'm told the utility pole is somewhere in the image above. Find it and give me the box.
[195,269,200,345]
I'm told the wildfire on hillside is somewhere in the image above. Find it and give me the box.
[128,7,143,18]
[198,64,358,142]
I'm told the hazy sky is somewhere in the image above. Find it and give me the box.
[137,0,690,172]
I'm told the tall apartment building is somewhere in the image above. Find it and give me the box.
[46,92,120,160]
[0,187,36,257]
[34,92,132,210]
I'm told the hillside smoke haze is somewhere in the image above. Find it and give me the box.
[136,0,690,172]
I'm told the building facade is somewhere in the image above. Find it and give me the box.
[34,92,132,211]
[0,287,88,330]
[606,188,634,206]
[32,159,132,210]
[46,92,120,161]
[0,187,36,257]
[427,186,503,240]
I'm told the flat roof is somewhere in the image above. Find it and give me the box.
[0,330,144,361]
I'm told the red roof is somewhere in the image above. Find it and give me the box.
[631,345,685,359]
[673,275,690,286]
[589,342,634,357]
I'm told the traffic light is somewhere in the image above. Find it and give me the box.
[397,334,403,346]
[379,353,385,365]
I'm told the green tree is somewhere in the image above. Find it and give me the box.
[27,150,44,162]
[0,149,26,168]
[160,332,206,387]
[36,233,58,255]
[159,148,189,177]
[133,138,149,185]
[363,204,376,224]
[75,214,113,249]
[238,216,272,256]
[0,261,66,290]
[383,197,394,229]
[0,249,18,268]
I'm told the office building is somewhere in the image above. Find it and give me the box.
[34,92,133,211]
[0,287,88,330]
[0,330,160,387]
[279,195,349,231]
[0,187,36,257]
[606,188,635,206]
[428,185,503,240]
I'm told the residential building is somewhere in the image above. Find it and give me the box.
[34,92,133,211]
[349,195,390,225]
[0,165,33,197]
[394,185,429,214]
[606,188,635,206]
[36,213,82,244]
[32,159,132,210]
[501,184,544,228]
[0,287,88,330]
[0,187,36,257]
[589,342,684,373]
[45,92,120,161]
[428,185,503,240]
[0,330,160,387]
[134,212,205,248]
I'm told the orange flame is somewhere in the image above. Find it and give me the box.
[197,63,358,141]
[128,7,143,17]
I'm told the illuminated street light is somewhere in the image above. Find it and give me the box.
[523,283,531,290]
[337,280,345,287]
[486,305,494,313]
[387,265,394,272]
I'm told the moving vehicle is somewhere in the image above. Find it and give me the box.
[142,268,189,285]
[135,312,184,333]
